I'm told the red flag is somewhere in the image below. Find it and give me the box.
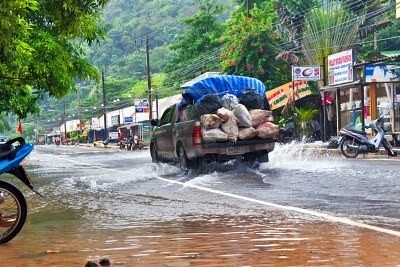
[17,122,23,134]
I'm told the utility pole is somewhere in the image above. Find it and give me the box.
[102,69,107,141]
[34,115,39,144]
[322,56,327,142]
[63,101,67,142]
[146,35,152,121]
[374,30,378,51]
[247,0,252,18]
[78,85,82,141]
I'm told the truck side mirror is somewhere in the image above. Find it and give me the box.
[150,119,158,126]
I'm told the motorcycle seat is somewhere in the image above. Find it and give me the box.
[351,129,367,136]
[0,144,14,160]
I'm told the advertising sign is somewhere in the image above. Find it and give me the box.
[91,118,99,128]
[124,117,133,123]
[134,99,149,113]
[111,115,120,126]
[143,125,150,133]
[293,66,320,81]
[328,49,353,85]
[266,81,312,110]
[109,131,118,140]
[365,65,400,83]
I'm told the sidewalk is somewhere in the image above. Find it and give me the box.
[77,142,149,150]
[300,142,400,159]
[77,142,120,149]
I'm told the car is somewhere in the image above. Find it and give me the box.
[0,136,7,144]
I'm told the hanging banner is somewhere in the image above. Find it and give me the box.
[292,66,321,81]
[266,81,312,110]
[327,49,354,85]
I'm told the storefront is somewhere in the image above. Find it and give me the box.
[320,63,400,145]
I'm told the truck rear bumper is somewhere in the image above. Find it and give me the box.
[187,139,276,159]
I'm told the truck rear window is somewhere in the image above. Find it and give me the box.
[179,105,199,122]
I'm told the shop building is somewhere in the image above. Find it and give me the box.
[320,50,400,145]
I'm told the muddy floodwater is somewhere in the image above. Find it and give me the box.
[0,144,399,266]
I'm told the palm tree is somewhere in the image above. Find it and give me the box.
[301,3,361,66]
[294,106,319,138]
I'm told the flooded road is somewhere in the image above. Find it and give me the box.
[1,143,399,266]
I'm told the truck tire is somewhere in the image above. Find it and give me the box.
[257,150,269,163]
[150,144,159,163]
[178,146,189,172]
[244,152,257,167]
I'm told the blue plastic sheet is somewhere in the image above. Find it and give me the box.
[182,75,266,104]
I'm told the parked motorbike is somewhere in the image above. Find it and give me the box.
[0,137,42,243]
[339,116,397,158]
[328,126,366,149]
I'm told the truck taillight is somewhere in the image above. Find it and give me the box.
[192,123,202,146]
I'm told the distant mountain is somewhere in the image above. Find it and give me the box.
[87,0,234,79]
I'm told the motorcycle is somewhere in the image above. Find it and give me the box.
[0,137,42,243]
[339,116,397,158]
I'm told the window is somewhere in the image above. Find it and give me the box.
[179,105,199,122]
[159,105,175,126]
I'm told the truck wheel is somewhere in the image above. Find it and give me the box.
[150,144,159,163]
[178,146,189,173]
[257,150,269,163]
[244,152,257,167]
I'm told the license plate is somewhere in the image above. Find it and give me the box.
[226,146,245,155]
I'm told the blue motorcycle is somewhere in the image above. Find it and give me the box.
[0,137,42,243]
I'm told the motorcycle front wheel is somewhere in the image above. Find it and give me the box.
[0,180,27,244]
[340,139,359,158]
[382,138,397,157]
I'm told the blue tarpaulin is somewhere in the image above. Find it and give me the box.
[182,75,266,103]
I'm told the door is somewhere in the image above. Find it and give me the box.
[154,104,176,159]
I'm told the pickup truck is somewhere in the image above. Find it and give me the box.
[149,75,277,171]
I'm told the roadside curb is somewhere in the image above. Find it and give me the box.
[316,146,400,158]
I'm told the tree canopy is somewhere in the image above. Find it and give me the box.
[0,0,109,119]
[220,2,291,89]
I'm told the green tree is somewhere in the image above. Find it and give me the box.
[163,0,226,89]
[0,115,11,134]
[220,2,291,89]
[0,0,109,119]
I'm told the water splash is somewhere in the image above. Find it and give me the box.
[264,141,347,171]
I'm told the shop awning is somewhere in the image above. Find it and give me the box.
[117,123,137,130]
[319,80,362,92]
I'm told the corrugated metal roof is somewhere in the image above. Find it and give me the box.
[381,50,400,58]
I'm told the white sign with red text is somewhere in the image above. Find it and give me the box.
[292,66,320,81]
[328,49,353,85]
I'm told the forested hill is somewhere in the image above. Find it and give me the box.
[86,0,234,85]
[36,0,234,131]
